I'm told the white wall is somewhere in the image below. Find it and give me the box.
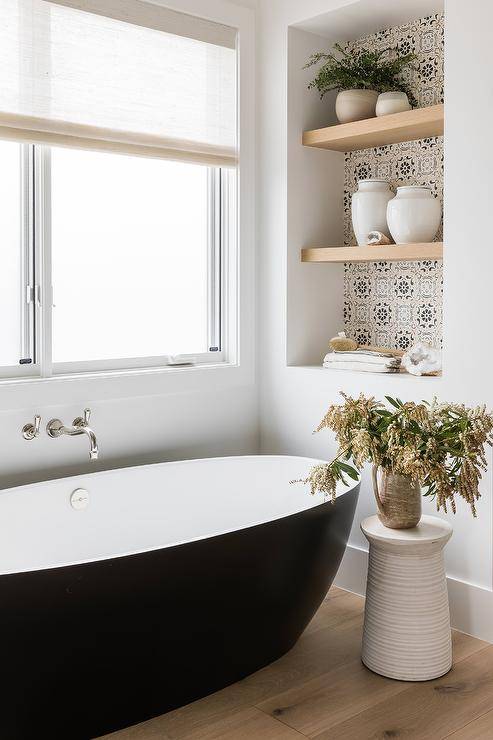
[0,386,258,489]
[0,0,258,487]
[257,0,493,641]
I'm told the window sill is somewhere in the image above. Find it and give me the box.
[0,360,252,412]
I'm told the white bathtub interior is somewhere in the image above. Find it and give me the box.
[0,455,358,575]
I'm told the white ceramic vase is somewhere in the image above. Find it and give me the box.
[335,89,378,123]
[387,186,441,244]
[376,91,411,116]
[351,180,394,246]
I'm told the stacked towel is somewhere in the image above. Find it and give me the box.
[323,349,401,374]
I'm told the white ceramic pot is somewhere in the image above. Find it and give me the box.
[335,89,378,123]
[376,91,411,117]
[351,180,394,246]
[387,186,441,244]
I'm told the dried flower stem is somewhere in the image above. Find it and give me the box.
[295,393,493,517]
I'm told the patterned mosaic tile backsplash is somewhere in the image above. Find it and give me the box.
[343,13,444,351]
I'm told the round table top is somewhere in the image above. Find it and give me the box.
[361,514,453,547]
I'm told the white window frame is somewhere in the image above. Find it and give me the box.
[0,0,254,409]
[0,144,237,378]
[0,145,37,380]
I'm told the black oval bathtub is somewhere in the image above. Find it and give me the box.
[0,455,359,739]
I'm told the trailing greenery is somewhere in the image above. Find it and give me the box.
[305,43,417,107]
[295,393,493,516]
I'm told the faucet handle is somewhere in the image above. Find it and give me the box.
[22,414,41,440]
[73,408,91,428]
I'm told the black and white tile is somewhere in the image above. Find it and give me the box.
[343,13,444,349]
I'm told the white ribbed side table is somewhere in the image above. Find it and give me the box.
[361,515,453,681]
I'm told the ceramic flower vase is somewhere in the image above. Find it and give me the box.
[386,186,441,244]
[351,179,394,246]
[372,466,422,529]
[335,89,378,123]
[376,91,411,116]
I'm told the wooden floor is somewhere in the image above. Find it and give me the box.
[101,588,493,740]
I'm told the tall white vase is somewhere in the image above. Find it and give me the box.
[387,186,442,244]
[351,180,394,246]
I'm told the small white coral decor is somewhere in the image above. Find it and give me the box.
[402,342,441,376]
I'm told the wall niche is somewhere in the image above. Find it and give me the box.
[286,1,445,370]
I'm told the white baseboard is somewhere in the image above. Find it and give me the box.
[334,544,493,644]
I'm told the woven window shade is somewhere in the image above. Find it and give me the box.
[0,0,237,166]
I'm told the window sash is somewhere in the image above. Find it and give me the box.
[0,142,232,379]
[0,143,38,378]
[20,145,36,365]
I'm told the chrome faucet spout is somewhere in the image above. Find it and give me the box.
[59,424,99,460]
[46,408,99,461]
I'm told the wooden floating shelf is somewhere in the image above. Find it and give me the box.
[302,104,444,152]
[301,242,443,263]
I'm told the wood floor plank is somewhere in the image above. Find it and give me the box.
[325,586,346,599]
[97,589,492,740]
[116,683,250,740]
[148,615,363,738]
[234,613,364,706]
[446,708,493,738]
[99,707,304,740]
[314,646,493,740]
[256,630,486,737]
[258,657,408,735]
[178,707,306,740]
[450,630,491,663]
[304,590,364,635]
[98,718,173,739]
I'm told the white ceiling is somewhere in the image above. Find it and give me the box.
[293,0,444,42]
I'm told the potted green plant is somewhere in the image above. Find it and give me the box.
[305,44,416,123]
[296,393,493,529]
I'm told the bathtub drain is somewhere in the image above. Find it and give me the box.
[70,488,89,510]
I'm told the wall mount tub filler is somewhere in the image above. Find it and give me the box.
[46,408,99,460]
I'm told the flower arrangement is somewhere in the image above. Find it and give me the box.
[297,393,493,517]
[305,43,417,106]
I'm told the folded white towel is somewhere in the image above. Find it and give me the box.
[323,351,401,368]
[323,360,401,373]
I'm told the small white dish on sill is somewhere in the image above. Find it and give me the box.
[376,91,411,116]
[167,355,196,366]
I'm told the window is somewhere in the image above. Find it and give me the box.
[51,150,211,363]
[0,0,238,379]
[0,144,234,376]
